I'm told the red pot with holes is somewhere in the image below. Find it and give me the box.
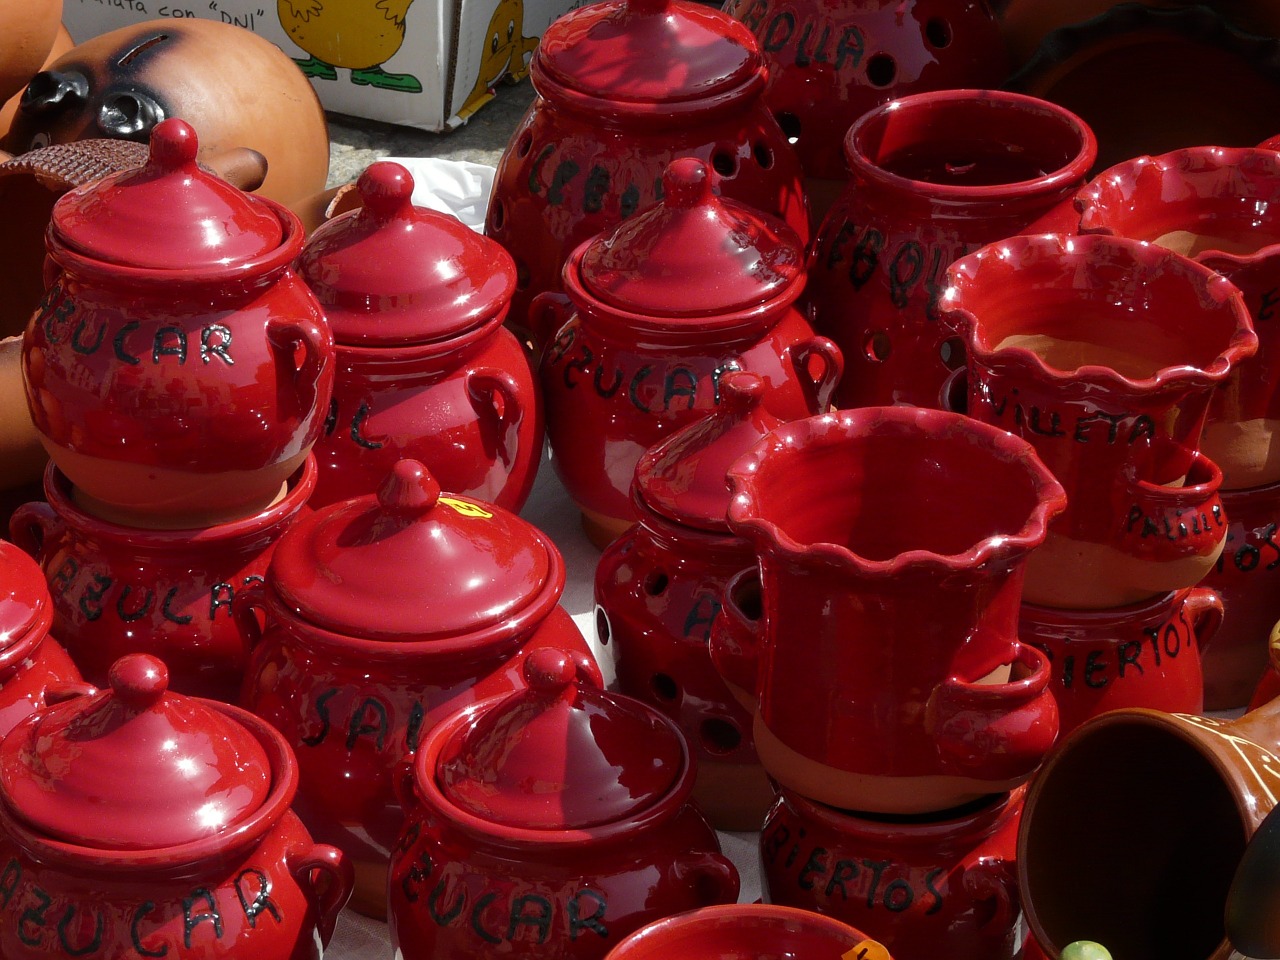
[0,539,82,739]
[0,654,353,960]
[806,89,1095,410]
[299,162,541,511]
[389,649,740,960]
[760,786,1026,960]
[540,159,842,547]
[9,458,315,704]
[237,461,599,918]
[485,0,807,345]
[594,373,785,830]
[21,118,333,530]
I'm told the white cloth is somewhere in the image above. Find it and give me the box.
[377,157,496,231]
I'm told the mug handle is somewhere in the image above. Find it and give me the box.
[231,579,270,651]
[391,756,421,814]
[1184,586,1225,652]
[962,859,1017,934]
[708,566,766,706]
[267,315,330,414]
[789,336,844,413]
[667,851,741,906]
[288,844,354,947]
[9,500,58,562]
[467,366,526,459]
[938,366,968,415]
[528,291,575,352]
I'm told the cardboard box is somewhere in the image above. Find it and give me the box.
[61,0,581,131]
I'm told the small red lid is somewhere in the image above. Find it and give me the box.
[578,159,804,319]
[436,649,686,829]
[50,118,283,270]
[269,461,552,640]
[0,540,51,653]
[0,655,271,850]
[298,161,517,347]
[636,372,785,532]
[534,0,764,112]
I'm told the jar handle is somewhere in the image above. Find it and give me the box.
[267,315,330,415]
[708,566,766,709]
[938,366,968,414]
[789,336,843,413]
[962,858,1017,934]
[8,500,58,562]
[231,579,270,650]
[467,366,528,460]
[1184,586,1225,652]
[288,844,354,947]
[528,291,574,352]
[666,851,741,906]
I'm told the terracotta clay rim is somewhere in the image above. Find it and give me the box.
[606,903,877,956]
[0,701,299,874]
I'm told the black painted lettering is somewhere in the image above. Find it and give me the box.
[528,143,555,196]
[1125,505,1144,533]
[346,697,390,751]
[507,895,553,944]
[628,365,655,414]
[57,904,105,957]
[1163,622,1181,658]
[470,891,502,944]
[1074,411,1125,444]
[568,889,609,939]
[888,242,924,308]
[563,344,592,390]
[235,868,282,928]
[1084,650,1109,689]
[1265,523,1280,570]
[116,584,156,622]
[547,160,579,206]
[161,587,193,625]
[783,828,807,869]
[350,401,383,449]
[153,326,188,364]
[130,901,169,957]
[862,860,891,909]
[401,849,432,904]
[825,859,857,899]
[619,182,641,218]
[763,824,789,863]
[1237,543,1261,572]
[663,367,698,411]
[710,361,742,404]
[79,574,112,621]
[848,229,883,290]
[19,887,52,947]
[824,220,856,271]
[51,558,79,595]
[583,165,610,214]
[405,701,427,754]
[1061,653,1075,688]
[301,688,339,747]
[69,317,106,356]
[883,878,914,912]
[209,582,235,619]
[923,867,945,915]
[183,888,222,948]
[683,593,722,642]
[323,397,339,437]
[1128,415,1156,444]
[740,0,767,30]
[200,324,234,364]
[1259,286,1280,323]
[593,362,623,399]
[833,25,864,70]
[762,11,794,52]
[0,859,19,908]
[1116,641,1143,679]
[428,877,465,926]
[111,321,141,364]
[798,847,827,891]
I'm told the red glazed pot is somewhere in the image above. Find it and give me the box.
[761,786,1026,960]
[594,373,785,830]
[541,159,842,546]
[486,0,808,343]
[9,458,315,703]
[725,407,1066,814]
[1072,147,1280,490]
[603,904,891,960]
[1019,588,1220,738]
[299,161,541,511]
[805,89,1096,410]
[943,232,1257,608]
[389,648,739,960]
[0,654,353,960]
[238,461,600,918]
[21,118,334,529]
[0,539,82,739]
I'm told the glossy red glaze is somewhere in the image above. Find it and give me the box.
[238,462,600,915]
[486,0,807,339]
[541,160,842,540]
[725,408,1065,813]
[806,89,1096,409]
[8,458,315,703]
[604,904,890,960]
[22,118,334,527]
[723,0,1009,183]
[1019,588,1218,738]
[0,539,82,739]
[1073,148,1280,489]
[0,657,352,959]
[944,232,1256,607]
[761,787,1025,960]
[388,659,739,960]
[300,162,541,511]
[1202,479,1280,710]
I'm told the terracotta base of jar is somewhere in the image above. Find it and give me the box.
[349,858,390,920]
[580,506,636,551]
[1023,531,1225,609]
[752,713,1023,815]
[1201,418,1280,490]
[692,754,777,833]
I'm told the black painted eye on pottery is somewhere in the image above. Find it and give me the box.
[98,91,165,139]
[20,71,89,115]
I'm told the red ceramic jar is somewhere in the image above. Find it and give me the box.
[761,786,1026,960]
[0,539,82,738]
[594,373,784,830]
[238,461,600,917]
[1019,588,1220,738]
[9,458,315,703]
[485,0,808,341]
[299,161,541,511]
[389,649,739,960]
[806,89,1096,410]
[541,159,842,545]
[21,118,334,529]
[0,654,353,960]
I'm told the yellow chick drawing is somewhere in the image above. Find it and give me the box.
[279,0,423,92]
[457,0,539,119]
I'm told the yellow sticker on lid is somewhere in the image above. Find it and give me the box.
[439,497,494,519]
[843,940,892,960]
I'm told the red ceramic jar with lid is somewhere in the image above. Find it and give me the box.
[540,158,842,546]
[300,161,542,511]
[389,648,739,960]
[237,460,599,917]
[22,117,333,529]
[0,653,352,959]
[594,372,784,830]
[486,0,807,344]
[0,538,82,739]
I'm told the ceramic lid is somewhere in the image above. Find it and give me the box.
[0,654,271,850]
[0,540,50,652]
[50,117,283,270]
[534,0,763,111]
[636,372,784,532]
[578,159,804,319]
[298,161,517,347]
[436,648,686,829]
[270,460,551,641]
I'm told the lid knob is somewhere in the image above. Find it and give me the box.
[377,460,442,518]
[108,654,169,709]
[662,158,715,209]
[358,161,415,222]
[719,370,765,409]
[147,118,200,172]
[522,648,578,696]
